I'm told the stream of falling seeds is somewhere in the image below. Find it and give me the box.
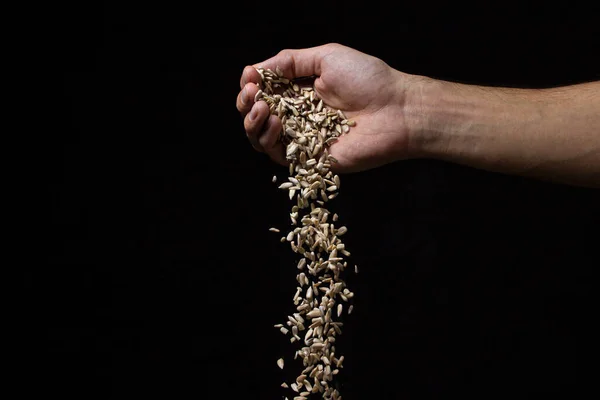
[257,66,357,400]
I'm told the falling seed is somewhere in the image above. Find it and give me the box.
[297,258,306,270]
[258,67,357,399]
[311,342,325,350]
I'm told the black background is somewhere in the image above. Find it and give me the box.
[46,1,600,399]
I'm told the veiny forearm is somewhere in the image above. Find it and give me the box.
[407,77,600,188]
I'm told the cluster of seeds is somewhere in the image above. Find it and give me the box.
[257,66,357,400]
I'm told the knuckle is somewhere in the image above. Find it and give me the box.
[324,42,342,50]
[236,95,245,112]
[277,49,292,57]
[277,49,294,64]
[258,136,269,149]
[244,116,255,132]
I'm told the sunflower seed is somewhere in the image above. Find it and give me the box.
[256,67,357,399]
[287,143,299,157]
[336,226,347,236]
[254,89,263,102]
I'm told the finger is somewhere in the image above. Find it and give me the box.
[240,65,262,89]
[258,115,287,166]
[327,140,352,174]
[244,101,270,151]
[236,82,261,116]
[252,44,336,80]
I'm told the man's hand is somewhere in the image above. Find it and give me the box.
[235,43,421,173]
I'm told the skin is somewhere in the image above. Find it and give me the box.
[236,43,600,188]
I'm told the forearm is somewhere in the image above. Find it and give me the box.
[406,77,600,188]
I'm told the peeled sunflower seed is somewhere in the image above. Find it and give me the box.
[258,67,358,400]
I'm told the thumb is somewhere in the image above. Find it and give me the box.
[253,43,337,80]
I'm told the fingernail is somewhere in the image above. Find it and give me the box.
[240,88,247,105]
[249,109,256,121]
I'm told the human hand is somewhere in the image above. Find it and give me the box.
[236,43,422,173]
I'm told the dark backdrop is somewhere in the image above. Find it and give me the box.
[47,1,599,399]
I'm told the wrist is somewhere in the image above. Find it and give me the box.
[402,75,457,160]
